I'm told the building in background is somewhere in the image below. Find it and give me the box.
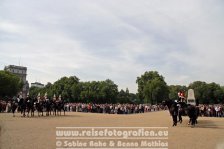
[31,82,44,88]
[4,65,29,97]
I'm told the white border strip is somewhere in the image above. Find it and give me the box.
[56,148,168,149]
[56,127,168,129]
[56,137,168,140]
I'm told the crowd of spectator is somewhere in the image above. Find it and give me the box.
[1,99,224,117]
[63,103,224,117]
[198,104,224,117]
[64,103,166,114]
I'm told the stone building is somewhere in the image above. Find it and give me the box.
[4,65,29,97]
[31,82,44,88]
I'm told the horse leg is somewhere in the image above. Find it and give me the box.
[191,116,196,127]
[172,115,177,126]
[47,109,50,116]
[178,112,182,123]
[12,109,15,117]
[30,108,33,117]
[174,115,177,126]
[188,118,191,125]
[27,110,29,117]
[32,110,34,117]
[22,109,25,117]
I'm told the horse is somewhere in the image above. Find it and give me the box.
[45,99,52,116]
[53,99,66,116]
[0,100,7,112]
[177,101,188,123]
[58,100,66,116]
[163,99,179,126]
[11,99,18,117]
[35,98,44,117]
[187,104,199,127]
[163,99,199,127]
[26,96,35,117]
[18,97,26,117]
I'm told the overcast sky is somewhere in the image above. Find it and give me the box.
[0,0,224,93]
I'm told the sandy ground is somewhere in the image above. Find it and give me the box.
[0,111,224,149]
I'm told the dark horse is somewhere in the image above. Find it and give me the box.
[35,98,44,117]
[163,99,179,126]
[58,100,66,116]
[163,99,199,127]
[187,104,199,127]
[18,97,26,117]
[45,99,52,116]
[11,99,18,117]
[54,100,66,116]
[26,96,35,117]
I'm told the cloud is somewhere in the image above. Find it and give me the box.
[0,0,224,93]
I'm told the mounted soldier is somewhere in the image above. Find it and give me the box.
[18,93,26,117]
[11,96,18,117]
[26,93,33,117]
[45,92,51,116]
[57,95,66,116]
[36,93,44,116]
[177,91,186,123]
[163,99,178,126]
[187,89,199,127]
[52,94,57,116]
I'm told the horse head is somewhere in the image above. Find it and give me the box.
[163,99,173,110]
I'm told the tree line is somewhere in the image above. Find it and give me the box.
[1,70,224,104]
[29,77,137,104]
[137,71,224,104]
[0,70,23,98]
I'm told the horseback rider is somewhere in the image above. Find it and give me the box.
[177,97,183,123]
[172,100,179,126]
[163,99,179,126]
[44,93,51,116]
[36,93,44,116]
[11,96,18,117]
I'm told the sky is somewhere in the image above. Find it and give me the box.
[0,0,224,93]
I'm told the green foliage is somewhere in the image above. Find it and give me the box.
[189,81,224,104]
[136,71,169,104]
[29,86,42,98]
[29,76,120,103]
[137,71,224,104]
[117,88,138,104]
[168,85,187,100]
[28,71,224,104]
[0,70,23,97]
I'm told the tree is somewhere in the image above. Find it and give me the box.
[188,81,224,104]
[100,79,118,103]
[117,89,130,103]
[50,76,79,101]
[168,85,187,100]
[0,70,23,98]
[29,86,42,98]
[136,71,169,104]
